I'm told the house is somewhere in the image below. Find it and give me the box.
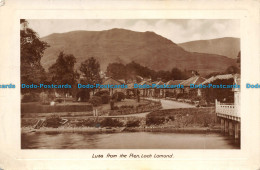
[202,74,234,85]
[233,74,240,106]
[180,75,206,96]
[139,80,152,97]
[126,82,135,98]
[101,77,124,95]
[154,81,164,98]
[165,80,184,97]
[201,74,235,103]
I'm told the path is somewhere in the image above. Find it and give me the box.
[103,98,195,118]
[101,112,150,118]
[144,98,195,109]
[160,99,195,109]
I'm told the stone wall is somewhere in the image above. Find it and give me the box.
[106,100,162,116]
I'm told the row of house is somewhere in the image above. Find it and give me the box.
[100,73,240,104]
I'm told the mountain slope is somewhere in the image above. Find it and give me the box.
[41,29,237,76]
[178,37,240,59]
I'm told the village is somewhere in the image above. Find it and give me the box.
[20,19,241,149]
[21,70,241,135]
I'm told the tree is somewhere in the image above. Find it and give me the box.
[48,52,78,94]
[80,57,101,85]
[225,65,239,74]
[106,63,126,79]
[205,72,223,79]
[156,70,171,82]
[79,57,101,97]
[237,51,241,69]
[171,68,183,80]
[20,19,49,93]
[125,61,156,81]
[202,78,234,103]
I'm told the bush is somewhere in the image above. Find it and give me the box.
[112,92,125,102]
[21,103,93,113]
[176,92,192,99]
[21,93,40,103]
[191,96,201,101]
[89,96,102,106]
[176,93,183,99]
[55,98,63,103]
[146,116,165,126]
[168,116,175,121]
[94,90,110,97]
[126,120,140,127]
[100,118,123,127]
[39,92,48,103]
[110,100,115,110]
[137,103,147,107]
[120,105,134,109]
[202,79,234,103]
[75,119,96,127]
[125,94,132,99]
[113,106,119,110]
[166,91,176,98]
[101,94,111,104]
[199,98,208,107]
[45,115,62,128]
[48,93,56,101]
[76,89,90,102]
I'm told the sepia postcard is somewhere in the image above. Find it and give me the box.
[20,19,241,150]
[0,0,260,169]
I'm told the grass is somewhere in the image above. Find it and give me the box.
[21,102,93,114]
[21,99,149,117]
[95,99,149,112]
[147,107,217,128]
[148,107,215,117]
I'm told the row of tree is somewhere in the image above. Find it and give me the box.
[106,62,198,82]
[106,61,240,82]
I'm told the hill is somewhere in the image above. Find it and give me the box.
[178,37,240,59]
[41,29,237,76]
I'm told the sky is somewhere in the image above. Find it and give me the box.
[27,19,240,43]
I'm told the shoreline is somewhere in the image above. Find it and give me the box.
[21,126,221,134]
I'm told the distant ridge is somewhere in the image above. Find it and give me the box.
[178,37,240,59]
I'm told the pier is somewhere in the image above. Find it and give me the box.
[215,99,240,139]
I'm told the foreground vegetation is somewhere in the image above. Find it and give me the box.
[21,107,219,133]
[146,107,217,128]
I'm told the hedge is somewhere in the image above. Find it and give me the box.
[21,103,93,114]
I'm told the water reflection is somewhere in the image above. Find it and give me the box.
[21,132,240,149]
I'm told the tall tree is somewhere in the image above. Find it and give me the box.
[80,57,101,85]
[20,19,49,93]
[225,65,239,74]
[79,57,101,99]
[156,70,172,82]
[106,63,126,80]
[125,61,156,80]
[237,51,241,69]
[171,68,184,80]
[48,52,78,94]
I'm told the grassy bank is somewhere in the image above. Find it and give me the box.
[21,102,93,114]
[21,104,220,134]
[146,107,218,128]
